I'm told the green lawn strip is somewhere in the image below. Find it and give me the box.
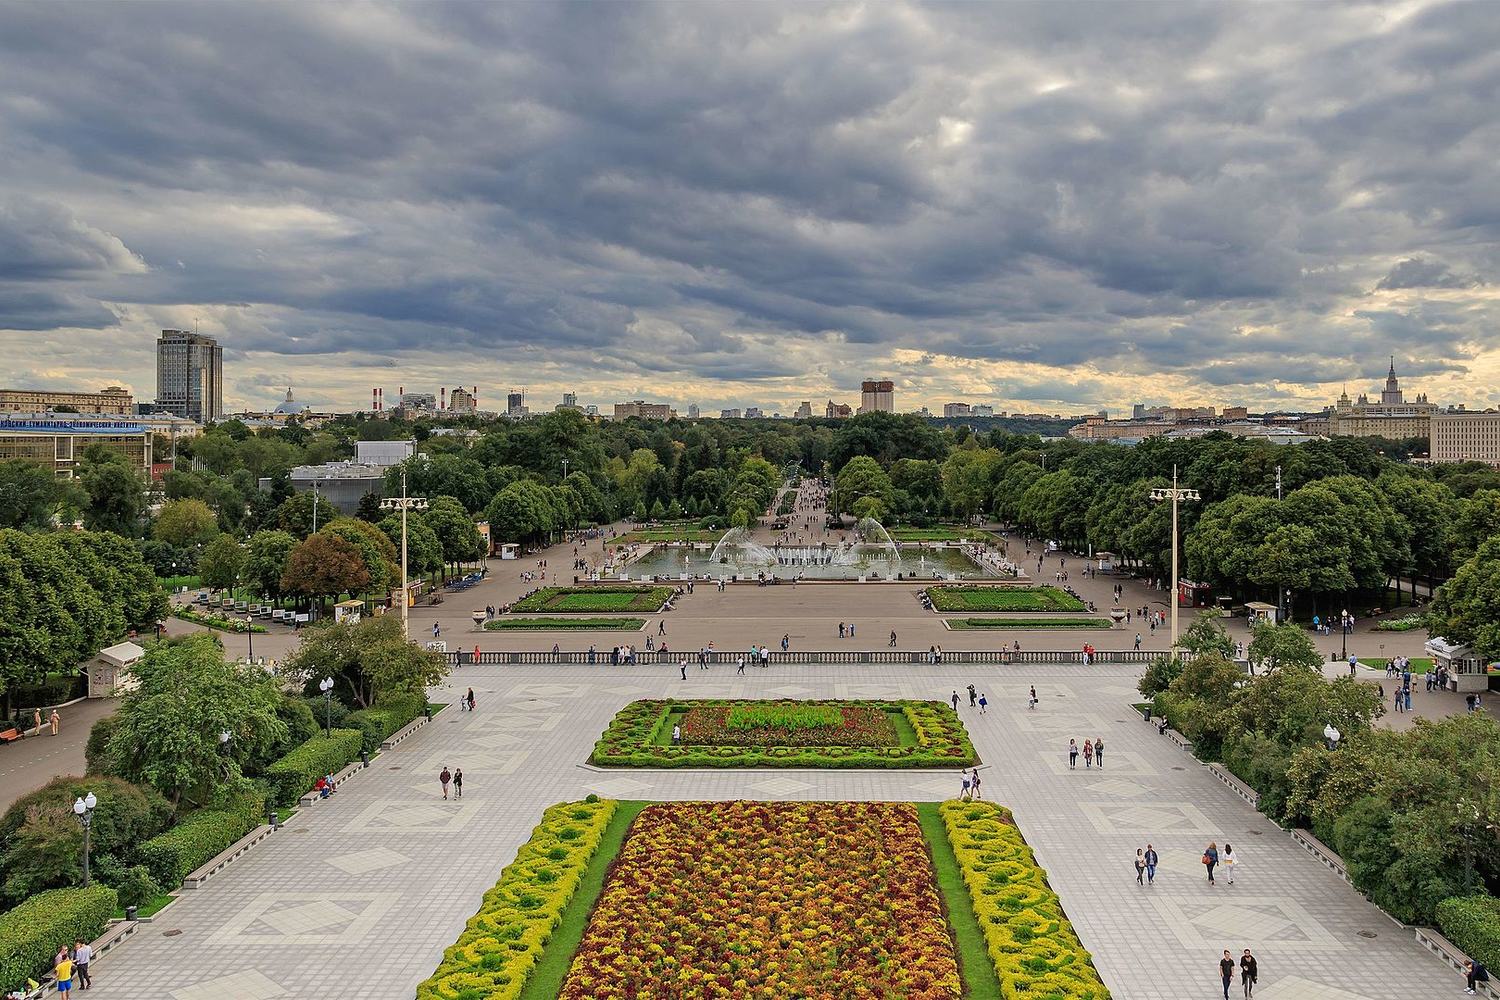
[651,706,686,745]
[517,800,648,1000]
[511,585,674,614]
[485,617,645,631]
[888,708,920,747]
[927,585,1086,613]
[113,891,176,921]
[1358,656,1433,671]
[917,803,1003,1000]
[947,617,1114,629]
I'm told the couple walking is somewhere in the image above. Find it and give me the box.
[1220,949,1258,998]
[438,765,464,799]
[1203,841,1237,885]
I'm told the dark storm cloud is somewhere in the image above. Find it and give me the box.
[0,1,1498,406]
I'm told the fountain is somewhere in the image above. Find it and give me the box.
[707,526,778,566]
[853,517,902,566]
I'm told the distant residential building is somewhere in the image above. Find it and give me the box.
[859,380,895,414]
[355,440,417,467]
[449,386,477,414]
[720,408,743,419]
[584,404,599,417]
[1321,360,1435,440]
[686,403,700,419]
[1221,406,1249,421]
[825,400,852,418]
[0,414,152,477]
[1432,411,1500,465]
[942,402,971,418]
[401,391,437,410]
[507,391,526,417]
[0,385,134,415]
[613,400,674,420]
[971,404,994,417]
[794,401,812,419]
[745,407,764,419]
[155,330,222,423]
[1132,403,1147,419]
[1069,418,1177,442]
[561,392,578,409]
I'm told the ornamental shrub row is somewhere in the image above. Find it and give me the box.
[416,799,617,1000]
[940,801,1110,999]
[0,884,118,993]
[263,729,364,806]
[137,789,266,888]
[510,586,674,614]
[1436,895,1500,975]
[172,607,267,632]
[927,584,1086,612]
[345,694,427,753]
[484,617,646,631]
[588,699,978,769]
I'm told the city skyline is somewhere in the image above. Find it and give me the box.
[2,3,1498,414]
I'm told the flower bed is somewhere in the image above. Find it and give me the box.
[510,585,675,614]
[947,616,1114,629]
[1374,613,1425,632]
[681,702,897,747]
[484,617,645,631]
[589,699,976,767]
[172,607,268,632]
[416,799,617,1000]
[559,801,962,999]
[940,801,1110,999]
[927,585,1085,612]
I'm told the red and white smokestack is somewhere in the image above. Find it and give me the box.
[372,387,378,411]
[472,386,478,407]
[441,387,447,410]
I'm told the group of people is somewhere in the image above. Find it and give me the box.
[1066,737,1106,768]
[948,685,990,713]
[48,940,92,995]
[437,765,464,799]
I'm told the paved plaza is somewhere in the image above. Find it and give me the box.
[86,660,1459,999]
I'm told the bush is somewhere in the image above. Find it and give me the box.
[8,673,82,708]
[0,885,117,993]
[114,864,164,909]
[303,695,352,732]
[245,696,319,777]
[1333,796,1460,925]
[172,607,267,632]
[926,585,1085,612]
[342,693,425,753]
[1138,655,1182,697]
[484,616,646,631]
[510,585,674,614]
[263,729,363,806]
[416,800,616,1000]
[137,789,265,888]
[0,776,172,903]
[1436,896,1500,973]
[84,715,124,775]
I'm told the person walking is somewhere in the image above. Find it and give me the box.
[1134,848,1146,886]
[432,621,440,639]
[1222,842,1237,884]
[1068,738,1079,769]
[680,659,687,681]
[72,939,92,991]
[452,767,463,799]
[1239,949,1257,998]
[1219,950,1235,1000]
[671,723,681,745]
[50,709,60,736]
[1203,842,1219,885]
[736,656,745,675]
[970,769,982,800]
[967,684,977,707]
[889,629,898,647]
[951,690,960,711]
[838,621,845,638]
[1082,738,1093,768]
[1028,685,1037,710]
[1093,736,1104,768]
[439,766,452,800]
[960,772,972,800]
[1134,633,1142,651]
[1143,844,1158,884]
[978,693,988,714]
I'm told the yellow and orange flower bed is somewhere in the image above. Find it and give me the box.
[558,801,963,999]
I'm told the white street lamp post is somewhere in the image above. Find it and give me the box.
[1150,465,1200,652]
[380,470,428,640]
[319,676,335,737]
[72,791,98,886]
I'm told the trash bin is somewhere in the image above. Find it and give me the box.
[360,751,370,766]
[1141,705,1151,722]
[268,809,279,830]
[125,905,138,921]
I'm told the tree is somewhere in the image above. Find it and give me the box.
[1177,613,1235,660]
[377,513,443,578]
[272,491,339,538]
[281,613,448,708]
[78,453,144,536]
[107,634,288,806]
[243,530,297,603]
[1428,536,1500,660]
[153,498,219,548]
[0,460,81,530]
[197,533,244,595]
[280,534,370,606]
[423,496,485,572]
[1246,621,1324,673]
[833,456,893,515]
[319,519,398,596]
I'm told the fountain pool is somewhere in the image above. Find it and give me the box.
[624,542,993,580]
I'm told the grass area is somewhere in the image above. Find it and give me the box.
[927,585,1086,613]
[917,802,1005,1000]
[888,708,920,747]
[1359,657,1434,671]
[157,573,201,591]
[511,585,675,614]
[113,891,176,921]
[947,617,1113,629]
[516,800,648,1000]
[484,616,645,631]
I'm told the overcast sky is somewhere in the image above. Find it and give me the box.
[1,1,1497,416]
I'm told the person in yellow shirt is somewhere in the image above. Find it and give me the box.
[54,947,74,996]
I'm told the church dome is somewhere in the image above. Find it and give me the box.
[272,387,309,415]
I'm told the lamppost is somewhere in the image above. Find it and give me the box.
[1340,608,1352,661]
[1150,466,1200,651]
[319,676,335,737]
[245,613,255,664]
[72,791,97,886]
[380,470,428,640]
[218,730,232,780]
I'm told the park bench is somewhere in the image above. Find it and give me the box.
[0,727,23,743]
[1206,763,1261,808]
[1291,829,1351,884]
[1415,928,1499,998]
[297,758,367,806]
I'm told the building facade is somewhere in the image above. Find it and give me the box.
[0,386,134,415]
[859,380,894,413]
[0,415,152,477]
[794,401,812,419]
[613,400,674,420]
[1432,412,1500,465]
[825,400,852,418]
[942,402,971,418]
[1321,360,1436,439]
[155,330,222,423]
[449,386,477,414]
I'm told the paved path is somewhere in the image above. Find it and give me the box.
[0,698,116,811]
[87,662,1457,1000]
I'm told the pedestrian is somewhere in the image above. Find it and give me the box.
[53,947,73,998]
[1028,685,1037,710]
[1082,738,1093,768]
[1144,843,1158,884]
[671,723,681,745]
[1135,848,1146,885]
[1240,949,1257,998]
[1219,950,1235,1000]
[433,621,440,639]
[50,709,60,736]
[466,688,475,712]
[889,629,898,647]
[453,767,463,799]
[1068,738,1078,769]
[1464,958,1490,995]
[839,621,845,638]
[737,656,745,675]
[439,766,451,800]
[32,707,41,735]
[849,623,855,638]
[970,769,982,800]
[1094,736,1105,768]
[951,690,960,711]
[978,693,987,713]
[1222,842,1236,884]
[960,772,972,800]
[967,684,977,707]
[72,939,91,991]
[658,619,666,636]
[1203,841,1219,885]
[1134,633,1142,651]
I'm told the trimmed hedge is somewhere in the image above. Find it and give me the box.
[1436,895,1500,974]
[589,699,978,768]
[172,607,267,632]
[137,790,266,888]
[264,729,364,806]
[485,617,645,631]
[947,616,1114,629]
[0,885,118,993]
[511,586,674,614]
[926,585,1085,613]
[345,693,428,753]
[941,801,1109,999]
[416,799,617,1000]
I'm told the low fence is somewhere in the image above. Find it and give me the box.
[442,649,1158,667]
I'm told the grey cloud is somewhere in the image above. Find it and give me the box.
[1376,256,1483,290]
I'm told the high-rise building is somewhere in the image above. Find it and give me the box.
[507,391,525,417]
[794,401,812,419]
[859,380,894,413]
[1432,411,1500,465]
[745,407,764,419]
[942,402,971,418]
[1322,359,1436,439]
[401,391,437,410]
[971,404,994,417]
[561,392,579,409]
[825,400,852,418]
[155,330,222,423]
[0,386,134,415]
[686,403,700,419]
[449,387,477,414]
[720,408,743,419]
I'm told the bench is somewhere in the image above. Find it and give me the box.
[1415,927,1500,998]
[298,758,367,806]
[0,727,22,743]
[379,711,434,751]
[16,919,141,998]
[1207,763,1261,808]
[1163,727,1194,752]
[1290,829,1350,883]
[182,823,277,889]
